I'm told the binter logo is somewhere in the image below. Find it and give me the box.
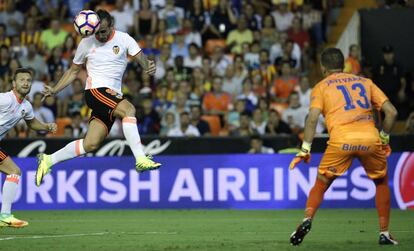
[393,152,414,209]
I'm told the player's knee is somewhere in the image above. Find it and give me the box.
[10,166,21,176]
[83,141,100,152]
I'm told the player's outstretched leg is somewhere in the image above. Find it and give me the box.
[115,100,161,173]
[374,175,398,245]
[36,139,86,186]
[0,158,28,228]
[290,175,331,246]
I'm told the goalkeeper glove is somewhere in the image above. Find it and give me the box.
[289,141,311,170]
[379,130,391,157]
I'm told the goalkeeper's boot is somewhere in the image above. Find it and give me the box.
[136,155,161,173]
[379,232,398,245]
[36,153,53,187]
[290,218,312,246]
[0,214,29,228]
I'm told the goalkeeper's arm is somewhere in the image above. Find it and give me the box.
[379,100,398,144]
[302,108,322,151]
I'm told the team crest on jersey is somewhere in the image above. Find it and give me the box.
[113,46,120,55]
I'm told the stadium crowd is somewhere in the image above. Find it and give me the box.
[0,0,413,141]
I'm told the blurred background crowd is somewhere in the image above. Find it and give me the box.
[1,0,414,142]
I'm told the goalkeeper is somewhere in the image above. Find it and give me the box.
[289,48,398,246]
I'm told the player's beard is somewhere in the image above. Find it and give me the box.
[16,85,31,97]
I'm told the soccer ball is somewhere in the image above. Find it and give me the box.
[73,10,100,37]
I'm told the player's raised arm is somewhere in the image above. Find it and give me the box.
[134,52,156,76]
[42,63,82,100]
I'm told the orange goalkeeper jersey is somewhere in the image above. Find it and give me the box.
[310,72,388,141]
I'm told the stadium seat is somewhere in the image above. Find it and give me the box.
[202,115,221,136]
[55,117,72,136]
[205,39,226,55]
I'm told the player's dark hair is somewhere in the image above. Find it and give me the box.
[14,68,32,80]
[96,9,114,27]
[321,47,344,70]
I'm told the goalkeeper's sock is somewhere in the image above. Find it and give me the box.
[50,139,86,165]
[1,174,20,215]
[122,117,145,159]
[304,178,329,219]
[374,175,390,232]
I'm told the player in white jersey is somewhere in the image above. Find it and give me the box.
[36,10,161,187]
[0,68,57,227]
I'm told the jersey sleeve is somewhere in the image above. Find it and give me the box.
[73,39,89,65]
[370,80,389,110]
[24,103,35,121]
[125,34,141,56]
[310,84,324,111]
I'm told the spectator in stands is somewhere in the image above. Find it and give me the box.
[142,35,160,58]
[281,92,308,132]
[158,43,174,71]
[210,0,237,38]
[373,45,407,118]
[297,75,311,108]
[67,78,85,116]
[257,97,270,121]
[186,0,212,42]
[184,43,202,68]
[274,39,301,70]
[226,16,253,54]
[173,56,192,81]
[63,125,74,138]
[20,43,48,80]
[158,0,185,34]
[160,111,176,136]
[344,44,361,75]
[40,19,68,52]
[0,45,10,81]
[301,1,323,46]
[47,47,68,80]
[251,74,267,98]
[134,0,157,38]
[182,19,202,47]
[154,19,174,48]
[243,3,262,31]
[62,35,77,61]
[252,49,277,88]
[167,111,200,137]
[70,112,87,138]
[260,15,278,50]
[243,42,260,69]
[406,112,414,134]
[232,54,248,86]
[210,46,232,77]
[26,4,47,30]
[238,77,258,111]
[0,24,10,47]
[171,32,189,59]
[20,17,41,49]
[222,65,242,98]
[271,61,299,103]
[250,108,267,135]
[154,84,173,116]
[202,76,231,116]
[190,105,211,136]
[230,111,255,136]
[271,1,294,32]
[287,16,310,50]
[138,98,161,135]
[168,91,190,125]
[0,1,24,37]
[110,0,134,33]
[32,92,55,124]
[248,134,275,154]
[265,109,292,135]
[227,98,247,131]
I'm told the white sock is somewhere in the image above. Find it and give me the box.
[1,174,20,215]
[51,139,86,165]
[122,117,145,158]
[380,231,390,236]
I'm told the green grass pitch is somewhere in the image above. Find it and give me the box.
[0,209,413,251]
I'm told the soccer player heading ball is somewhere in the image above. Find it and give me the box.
[289,48,398,246]
[36,10,161,186]
[0,68,57,227]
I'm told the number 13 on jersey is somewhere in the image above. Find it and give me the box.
[336,83,370,111]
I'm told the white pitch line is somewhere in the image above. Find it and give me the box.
[0,231,178,242]
[0,232,108,241]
